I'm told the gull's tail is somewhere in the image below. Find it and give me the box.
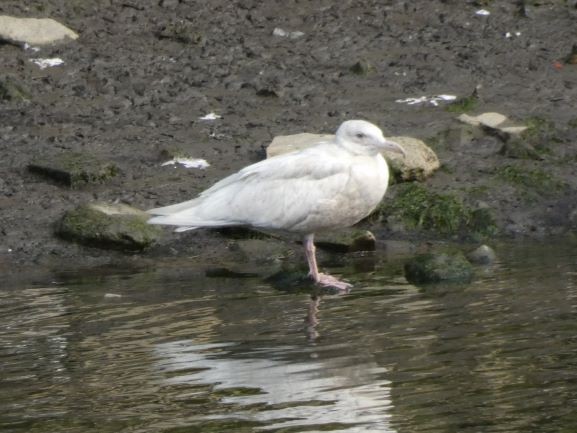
[147,197,240,232]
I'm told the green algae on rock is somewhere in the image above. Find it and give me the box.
[57,203,161,251]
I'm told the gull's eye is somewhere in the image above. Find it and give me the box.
[355,133,365,139]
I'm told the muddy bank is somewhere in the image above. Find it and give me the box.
[1,0,577,273]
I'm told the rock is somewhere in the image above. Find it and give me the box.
[159,0,180,9]
[458,112,508,128]
[205,268,259,278]
[157,21,202,44]
[57,203,161,251]
[350,59,374,75]
[28,152,119,188]
[565,44,577,65]
[404,252,474,284]
[266,133,333,158]
[228,238,290,263]
[386,136,440,182]
[267,132,438,182]
[466,244,497,265]
[0,15,78,46]
[457,112,528,139]
[315,229,376,253]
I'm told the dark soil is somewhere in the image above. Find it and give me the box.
[2,0,577,273]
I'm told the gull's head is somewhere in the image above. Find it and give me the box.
[335,120,406,157]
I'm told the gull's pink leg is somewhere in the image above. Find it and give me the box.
[303,234,352,291]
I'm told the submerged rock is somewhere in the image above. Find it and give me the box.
[467,244,497,265]
[57,203,161,250]
[404,252,473,284]
[28,152,119,188]
[0,15,78,46]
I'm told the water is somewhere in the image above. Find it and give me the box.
[2,240,577,433]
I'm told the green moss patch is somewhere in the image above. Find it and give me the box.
[380,183,497,237]
[446,93,479,114]
[495,164,564,195]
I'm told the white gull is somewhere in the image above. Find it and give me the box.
[148,120,406,291]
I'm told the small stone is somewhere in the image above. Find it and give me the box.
[404,252,474,284]
[159,0,180,9]
[57,203,162,251]
[0,15,78,46]
[28,152,119,188]
[350,60,374,75]
[157,21,202,44]
[466,245,497,265]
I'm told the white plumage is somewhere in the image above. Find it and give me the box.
[148,120,405,290]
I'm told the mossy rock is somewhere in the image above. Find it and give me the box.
[28,152,119,188]
[404,252,473,284]
[57,203,161,251]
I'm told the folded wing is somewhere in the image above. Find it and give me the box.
[148,143,353,233]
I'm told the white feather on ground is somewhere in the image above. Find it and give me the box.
[148,120,406,290]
